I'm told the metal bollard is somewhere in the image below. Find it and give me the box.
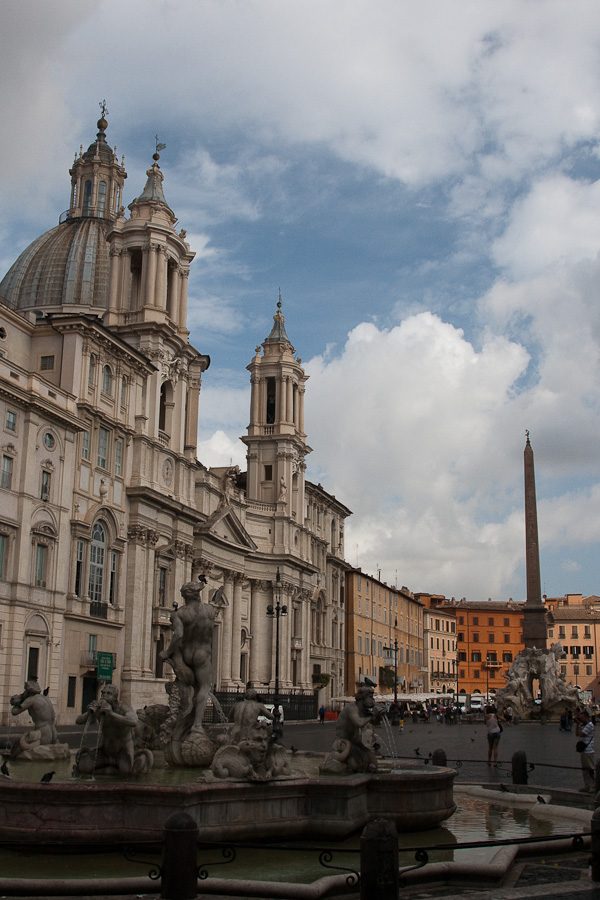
[512,750,528,785]
[161,812,199,900]
[432,749,447,767]
[591,808,600,881]
[360,817,399,900]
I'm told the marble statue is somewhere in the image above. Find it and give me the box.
[8,680,70,761]
[495,642,579,720]
[205,719,290,781]
[319,685,386,774]
[75,683,153,776]
[230,688,274,744]
[159,577,227,765]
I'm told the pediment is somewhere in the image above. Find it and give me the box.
[197,506,257,552]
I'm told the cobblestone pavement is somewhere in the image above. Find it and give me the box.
[284,718,589,791]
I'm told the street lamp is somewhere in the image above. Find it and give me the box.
[393,617,399,709]
[266,567,287,739]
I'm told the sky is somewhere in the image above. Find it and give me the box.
[2,0,600,603]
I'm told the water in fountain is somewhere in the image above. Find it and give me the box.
[379,715,398,759]
[208,691,229,724]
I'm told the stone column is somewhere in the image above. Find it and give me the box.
[220,573,233,686]
[168,263,180,322]
[287,377,294,424]
[146,243,158,307]
[156,247,168,310]
[230,576,242,685]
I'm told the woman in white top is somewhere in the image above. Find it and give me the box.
[485,706,504,767]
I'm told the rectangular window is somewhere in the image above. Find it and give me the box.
[67,676,76,708]
[357,635,362,653]
[40,355,55,371]
[115,439,123,476]
[108,551,118,606]
[264,464,272,481]
[503,652,513,663]
[97,427,109,469]
[471,651,481,662]
[559,626,566,639]
[473,632,479,642]
[488,617,494,626]
[5,410,16,432]
[74,539,85,597]
[1,455,13,489]
[40,469,51,501]
[586,665,593,676]
[473,669,480,679]
[0,533,7,579]
[35,543,48,587]
[81,430,90,460]
[89,633,98,656]
[458,631,464,641]
[120,377,127,406]
[459,669,465,679]
[488,633,495,643]
[504,618,509,627]
[458,651,466,662]
[504,633,510,643]
[473,616,479,625]
[88,356,96,386]
[158,566,167,606]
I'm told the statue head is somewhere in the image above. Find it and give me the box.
[24,679,41,695]
[101,684,119,705]
[354,685,375,711]
[180,578,206,602]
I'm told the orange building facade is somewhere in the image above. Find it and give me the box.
[450,600,525,698]
[345,569,424,695]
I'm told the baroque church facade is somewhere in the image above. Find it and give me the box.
[0,115,350,724]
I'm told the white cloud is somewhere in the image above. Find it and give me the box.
[197,430,246,470]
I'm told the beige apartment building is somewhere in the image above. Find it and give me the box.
[415,594,457,694]
[345,569,424,695]
[0,113,351,723]
[546,594,600,699]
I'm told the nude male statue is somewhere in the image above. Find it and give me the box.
[10,679,58,749]
[160,577,225,732]
[75,683,141,775]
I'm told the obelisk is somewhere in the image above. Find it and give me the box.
[522,431,546,649]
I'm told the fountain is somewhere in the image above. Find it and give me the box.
[0,580,456,846]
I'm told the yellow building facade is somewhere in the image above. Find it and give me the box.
[345,569,424,695]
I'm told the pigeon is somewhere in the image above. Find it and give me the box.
[1,760,9,777]
[43,686,50,696]
[500,784,509,793]
[536,795,546,804]
[41,771,55,783]
[290,746,298,754]
[470,738,476,742]
[415,747,421,756]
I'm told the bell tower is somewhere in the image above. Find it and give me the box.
[68,103,126,221]
[242,298,311,521]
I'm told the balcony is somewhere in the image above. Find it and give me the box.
[90,601,108,619]
[80,650,117,669]
[153,606,173,626]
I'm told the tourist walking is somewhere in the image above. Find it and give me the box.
[485,706,504,767]
[319,705,326,724]
[575,708,596,792]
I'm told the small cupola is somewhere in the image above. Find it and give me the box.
[68,102,127,221]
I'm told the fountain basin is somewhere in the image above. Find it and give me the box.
[0,763,456,845]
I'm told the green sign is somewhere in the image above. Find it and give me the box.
[97,651,113,682]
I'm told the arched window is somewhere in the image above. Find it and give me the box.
[88,522,106,605]
[97,181,106,216]
[102,365,113,395]
[83,180,92,215]
[159,381,174,435]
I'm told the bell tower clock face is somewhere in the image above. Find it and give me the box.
[162,458,173,486]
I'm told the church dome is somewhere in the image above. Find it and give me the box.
[0,217,111,313]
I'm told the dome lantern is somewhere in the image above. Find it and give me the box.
[67,102,127,222]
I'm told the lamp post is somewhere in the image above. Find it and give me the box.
[266,567,287,739]
[486,652,490,705]
[394,617,399,709]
